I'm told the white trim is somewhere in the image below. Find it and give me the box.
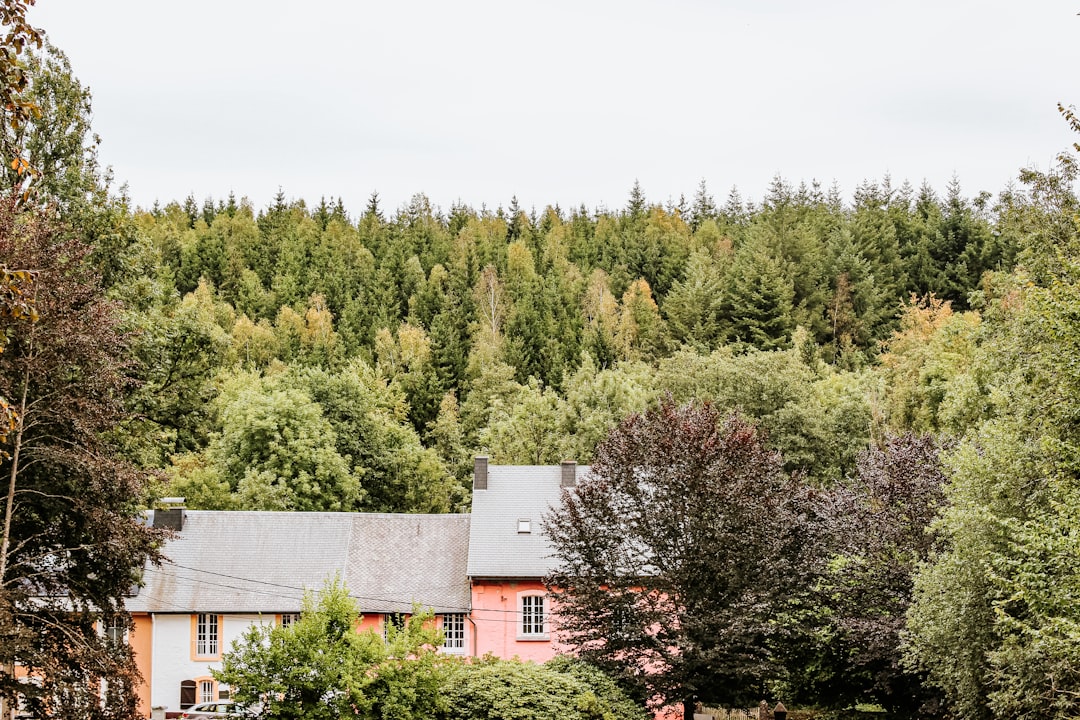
[516,591,549,640]
[440,613,466,653]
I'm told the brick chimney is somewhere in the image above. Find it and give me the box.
[153,497,186,531]
[561,460,577,488]
[474,456,489,490]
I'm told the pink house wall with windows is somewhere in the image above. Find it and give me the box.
[465,458,582,662]
[470,579,554,661]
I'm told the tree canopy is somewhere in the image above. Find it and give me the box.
[545,399,824,719]
[0,197,163,719]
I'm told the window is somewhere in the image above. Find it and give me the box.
[103,617,126,644]
[520,594,547,638]
[280,613,300,629]
[195,614,219,657]
[383,612,406,640]
[184,676,218,708]
[441,613,465,651]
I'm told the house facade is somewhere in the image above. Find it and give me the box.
[123,459,576,717]
[467,458,581,662]
[126,510,473,716]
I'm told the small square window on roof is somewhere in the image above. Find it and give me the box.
[517,518,531,534]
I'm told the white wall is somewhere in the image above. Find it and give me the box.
[149,613,271,711]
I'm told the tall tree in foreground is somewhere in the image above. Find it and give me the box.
[0,198,163,719]
[904,108,1080,720]
[546,400,822,720]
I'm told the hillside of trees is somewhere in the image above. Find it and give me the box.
[114,169,1018,511]
[8,32,1080,719]
[4,46,1035,515]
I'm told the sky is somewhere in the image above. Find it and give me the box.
[26,0,1080,216]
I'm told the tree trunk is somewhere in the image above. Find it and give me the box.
[0,320,32,587]
[0,331,33,720]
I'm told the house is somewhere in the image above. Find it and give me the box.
[466,458,582,661]
[126,510,471,717]
[119,459,579,717]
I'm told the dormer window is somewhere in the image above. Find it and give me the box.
[517,518,531,534]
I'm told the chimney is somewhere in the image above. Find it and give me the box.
[474,456,489,490]
[153,497,186,531]
[561,460,577,488]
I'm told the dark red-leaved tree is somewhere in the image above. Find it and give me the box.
[0,196,164,720]
[794,431,946,716]
[807,433,949,717]
[545,399,824,720]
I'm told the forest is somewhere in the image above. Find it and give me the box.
[4,26,1080,720]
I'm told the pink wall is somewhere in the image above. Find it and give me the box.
[357,614,383,634]
[470,579,557,663]
[131,614,153,719]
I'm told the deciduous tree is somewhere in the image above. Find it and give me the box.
[215,578,446,720]
[546,400,823,719]
[0,198,163,719]
[808,434,949,716]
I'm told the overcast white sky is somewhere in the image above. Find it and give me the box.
[27,0,1080,216]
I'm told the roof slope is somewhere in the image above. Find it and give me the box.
[129,511,471,614]
[466,464,583,578]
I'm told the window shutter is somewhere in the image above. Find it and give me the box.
[180,680,196,709]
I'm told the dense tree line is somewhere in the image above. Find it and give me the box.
[99,149,1023,511]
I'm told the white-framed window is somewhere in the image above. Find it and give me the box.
[441,613,465,651]
[199,679,214,704]
[519,593,547,639]
[196,613,218,656]
[280,613,300,629]
[103,616,126,644]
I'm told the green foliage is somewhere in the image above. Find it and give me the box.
[290,362,461,513]
[122,277,232,466]
[557,356,657,464]
[654,346,871,482]
[215,579,446,720]
[439,656,646,720]
[722,231,796,350]
[663,248,728,352]
[169,361,462,513]
[904,136,1080,720]
[904,419,1036,720]
[481,377,565,465]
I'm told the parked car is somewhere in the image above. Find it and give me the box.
[179,701,248,719]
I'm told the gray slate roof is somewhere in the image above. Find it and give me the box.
[129,511,471,614]
[466,464,584,578]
